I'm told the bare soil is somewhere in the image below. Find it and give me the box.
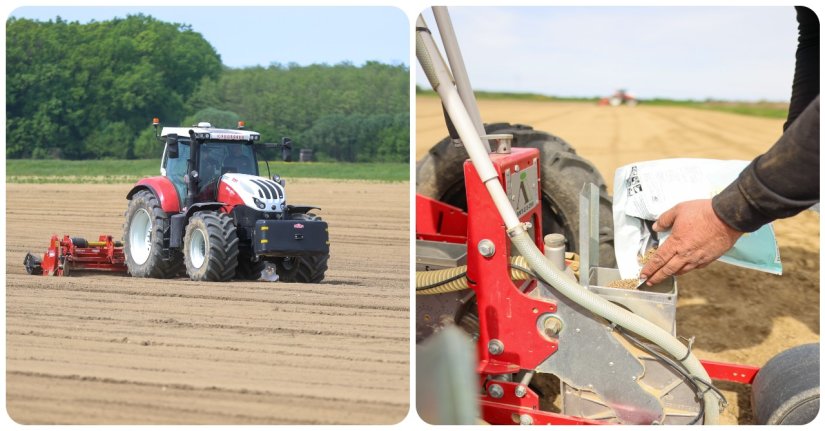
[5,180,409,424]
[417,96,820,425]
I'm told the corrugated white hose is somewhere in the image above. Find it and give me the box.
[416,15,721,424]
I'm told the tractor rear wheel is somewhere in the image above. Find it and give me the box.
[275,213,329,283]
[123,190,182,278]
[416,123,615,266]
[183,211,239,281]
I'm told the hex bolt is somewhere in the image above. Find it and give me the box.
[515,370,534,398]
[519,414,534,425]
[488,339,504,355]
[478,239,496,257]
[488,383,504,399]
[543,316,563,336]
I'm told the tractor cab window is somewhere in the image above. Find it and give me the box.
[162,140,190,208]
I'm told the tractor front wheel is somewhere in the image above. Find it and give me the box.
[123,190,182,278]
[183,211,239,281]
[236,252,267,280]
[275,213,329,283]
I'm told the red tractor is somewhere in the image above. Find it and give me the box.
[599,89,638,106]
[123,120,329,282]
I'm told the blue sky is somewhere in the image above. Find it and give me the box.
[9,6,409,68]
[417,7,800,101]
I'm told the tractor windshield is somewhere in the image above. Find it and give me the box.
[197,142,258,200]
[199,142,257,179]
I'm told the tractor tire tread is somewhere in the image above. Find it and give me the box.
[184,211,239,282]
[123,190,182,278]
[416,122,615,266]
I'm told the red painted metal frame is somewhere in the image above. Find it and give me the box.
[464,148,558,375]
[416,148,764,425]
[701,359,760,384]
[416,194,468,244]
[39,234,127,276]
[480,380,604,425]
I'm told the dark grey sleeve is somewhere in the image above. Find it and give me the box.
[784,6,819,131]
[712,96,820,232]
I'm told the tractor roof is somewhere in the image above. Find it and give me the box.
[160,126,260,142]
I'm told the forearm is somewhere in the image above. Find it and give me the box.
[712,96,820,232]
[784,6,819,130]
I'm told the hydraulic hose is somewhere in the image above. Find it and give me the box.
[416,14,722,424]
[417,256,532,295]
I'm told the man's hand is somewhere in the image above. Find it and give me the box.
[640,199,743,285]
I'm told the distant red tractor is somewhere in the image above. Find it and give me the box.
[123,120,329,282]
[599,89,638,106]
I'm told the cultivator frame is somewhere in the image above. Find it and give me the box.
[24,234,127,276]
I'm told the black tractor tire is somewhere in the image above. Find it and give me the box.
[183,211,239,282]
[275,213,329,283]
[416,122,616,267]
[236,252,267,280]
[751,343,820,425]
[123,190,182,278]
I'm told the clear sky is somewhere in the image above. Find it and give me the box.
[9,6,409,68]
[417,6,800,102]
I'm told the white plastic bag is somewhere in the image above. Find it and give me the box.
[613,159,782,279]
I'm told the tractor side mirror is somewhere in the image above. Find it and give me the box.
[166,134,179,159]
[281,137,293,162]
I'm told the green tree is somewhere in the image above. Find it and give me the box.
[6,14,222,159]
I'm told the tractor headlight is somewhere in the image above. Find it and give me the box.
[253,197,266,209]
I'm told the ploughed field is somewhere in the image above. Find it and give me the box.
[417,96,820,424]
[6,180,409,424]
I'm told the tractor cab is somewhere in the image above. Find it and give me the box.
[159,122,261,208]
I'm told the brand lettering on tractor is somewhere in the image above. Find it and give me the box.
[213,133,247,140]
[294,223,304,229]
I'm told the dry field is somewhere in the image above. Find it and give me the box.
[5,179,409,424]
[417,96,819,424]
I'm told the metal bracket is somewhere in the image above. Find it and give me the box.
[481,134,513,154]
[579,183,600,287]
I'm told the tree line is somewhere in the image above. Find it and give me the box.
[6,15,409,163]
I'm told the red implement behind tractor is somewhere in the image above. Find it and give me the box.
[24,235,127,276]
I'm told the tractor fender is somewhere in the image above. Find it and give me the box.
[286,204,322,215]
[126,176,181,214]
[184,202,227,219]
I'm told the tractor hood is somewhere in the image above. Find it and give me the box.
[221,173,286,212]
